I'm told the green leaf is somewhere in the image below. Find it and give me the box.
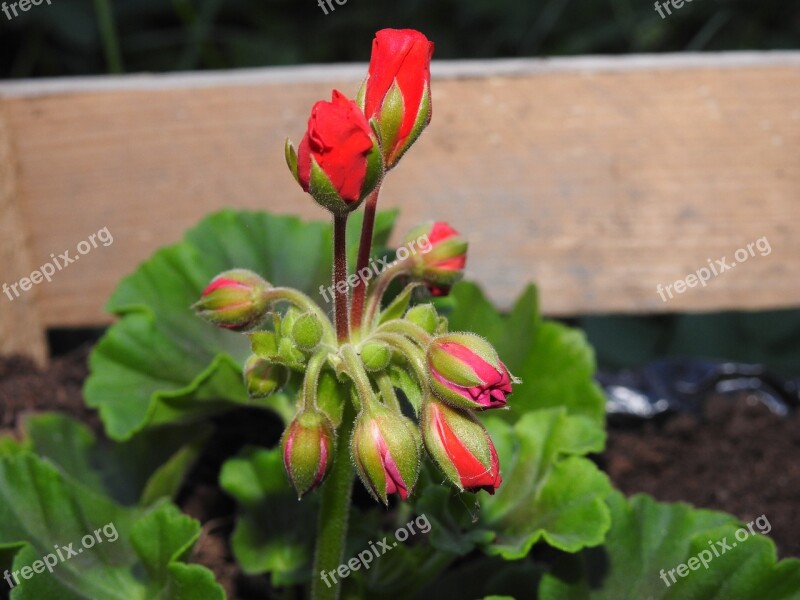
[480,409,611,557]
[219,446,318,585]
[0,453,223,599]
[414,408,611,560]
[447,282,605,425]
[23,412,210,506]
[85,209,397,440]
[411,555,542,600]
[539,491,800,600]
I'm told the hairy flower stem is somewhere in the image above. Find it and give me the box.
[311,399,355,600]
[350,188,380,330]
[361,261,412,330]
[373,332,430,391]
[333,214,350,342]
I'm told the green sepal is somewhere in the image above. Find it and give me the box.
[281,408,334,498]
[428,344,484,388]
[361,136,384,201]
[243,355,288,398]
[355,76,368,111]
[422,399,494,490]
[278,337,307,369]
[249,331,279,358]
[351,402,421,505]
[421,236,469,266]
[389,80,432,167]
[285,138,299,183]
[308,157,358,216]
[405,304,438,334]
[376,80,405,159]
[377,283,418,327]
[437,332,503,372]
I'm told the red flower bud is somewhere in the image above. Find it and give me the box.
[427,333,514,411]
[351,403,420,504]
[359,28,434,168]
[421,399,501,494]
[192,269,271,331]
[286,90,382,215]
[282,409,335,499]
[403,222,467,296]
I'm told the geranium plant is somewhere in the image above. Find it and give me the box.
[195,28,516,599]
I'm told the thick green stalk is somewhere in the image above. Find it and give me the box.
[311,398,355,600]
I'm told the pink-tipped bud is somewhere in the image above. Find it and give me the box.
[193,269,271,331]
[281,409,335,499]
[421,398,502,494]
[402,222,467,297]
[427,332,515,411]
[351,403,420,505]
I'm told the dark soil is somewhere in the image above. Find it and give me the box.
[603,393,800,558]
[1,349,798,599]
[0,347,280,599]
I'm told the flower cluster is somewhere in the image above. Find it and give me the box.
[194,29,517,504]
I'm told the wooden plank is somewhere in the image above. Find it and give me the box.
[0,52,798,327]
[0,107,48,363]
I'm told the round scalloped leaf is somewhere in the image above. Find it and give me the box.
[84,209,397,440]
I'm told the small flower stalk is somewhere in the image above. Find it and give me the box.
[192,27,517,600]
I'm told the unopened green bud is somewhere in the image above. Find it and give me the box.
[405,304,438,334]
[292,313,324,351]
[360,341,392,372]
[243,355,287,398]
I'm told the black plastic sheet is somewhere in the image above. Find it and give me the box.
[598,360,800,422]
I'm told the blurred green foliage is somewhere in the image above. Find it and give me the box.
[0,0,797,78]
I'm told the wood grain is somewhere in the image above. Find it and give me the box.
[0,53,798,340]
[0,107,48,363]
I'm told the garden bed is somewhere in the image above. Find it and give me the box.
[2,346,797,598]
